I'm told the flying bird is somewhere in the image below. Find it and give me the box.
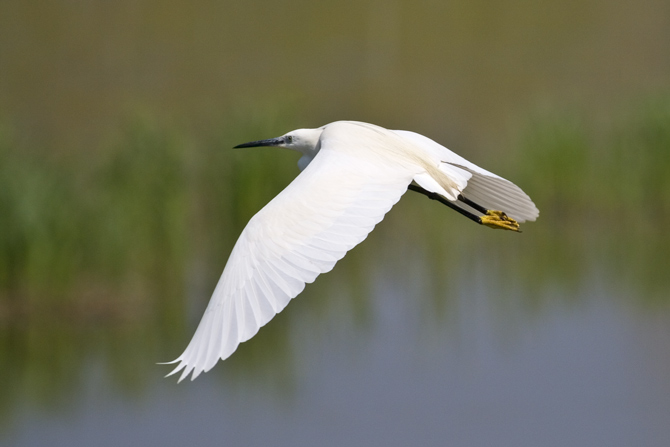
[165,121,538,381]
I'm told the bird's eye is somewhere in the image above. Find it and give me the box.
[286,135,294,143]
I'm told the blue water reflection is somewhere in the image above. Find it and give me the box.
[8,264,670,447]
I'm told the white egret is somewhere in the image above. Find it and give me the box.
[165,120,538,381]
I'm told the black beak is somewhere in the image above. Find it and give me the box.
[233,137,285,148]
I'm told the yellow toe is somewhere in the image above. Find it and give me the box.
[480,210,521,232]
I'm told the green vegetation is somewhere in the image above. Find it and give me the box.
[505,96,670,304]
[512,97,670,223]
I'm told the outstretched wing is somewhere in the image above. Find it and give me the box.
[395,130,539,222]
[166,142,418,381]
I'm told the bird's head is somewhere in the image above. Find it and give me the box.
[234,128,322,155]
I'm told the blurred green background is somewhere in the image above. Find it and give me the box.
[1,0,669,445]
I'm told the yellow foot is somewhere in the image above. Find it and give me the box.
[480,210,521,232]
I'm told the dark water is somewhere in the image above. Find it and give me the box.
[1,0,670,445]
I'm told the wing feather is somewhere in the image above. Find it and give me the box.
[455,166,538,222]
[167,143,417,381]
[394,130,539,222]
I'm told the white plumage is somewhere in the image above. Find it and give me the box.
[165,121,538,381]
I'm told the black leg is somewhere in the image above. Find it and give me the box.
[457,194,488,214]
[408,184,521,232]
[408,184,483,225]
